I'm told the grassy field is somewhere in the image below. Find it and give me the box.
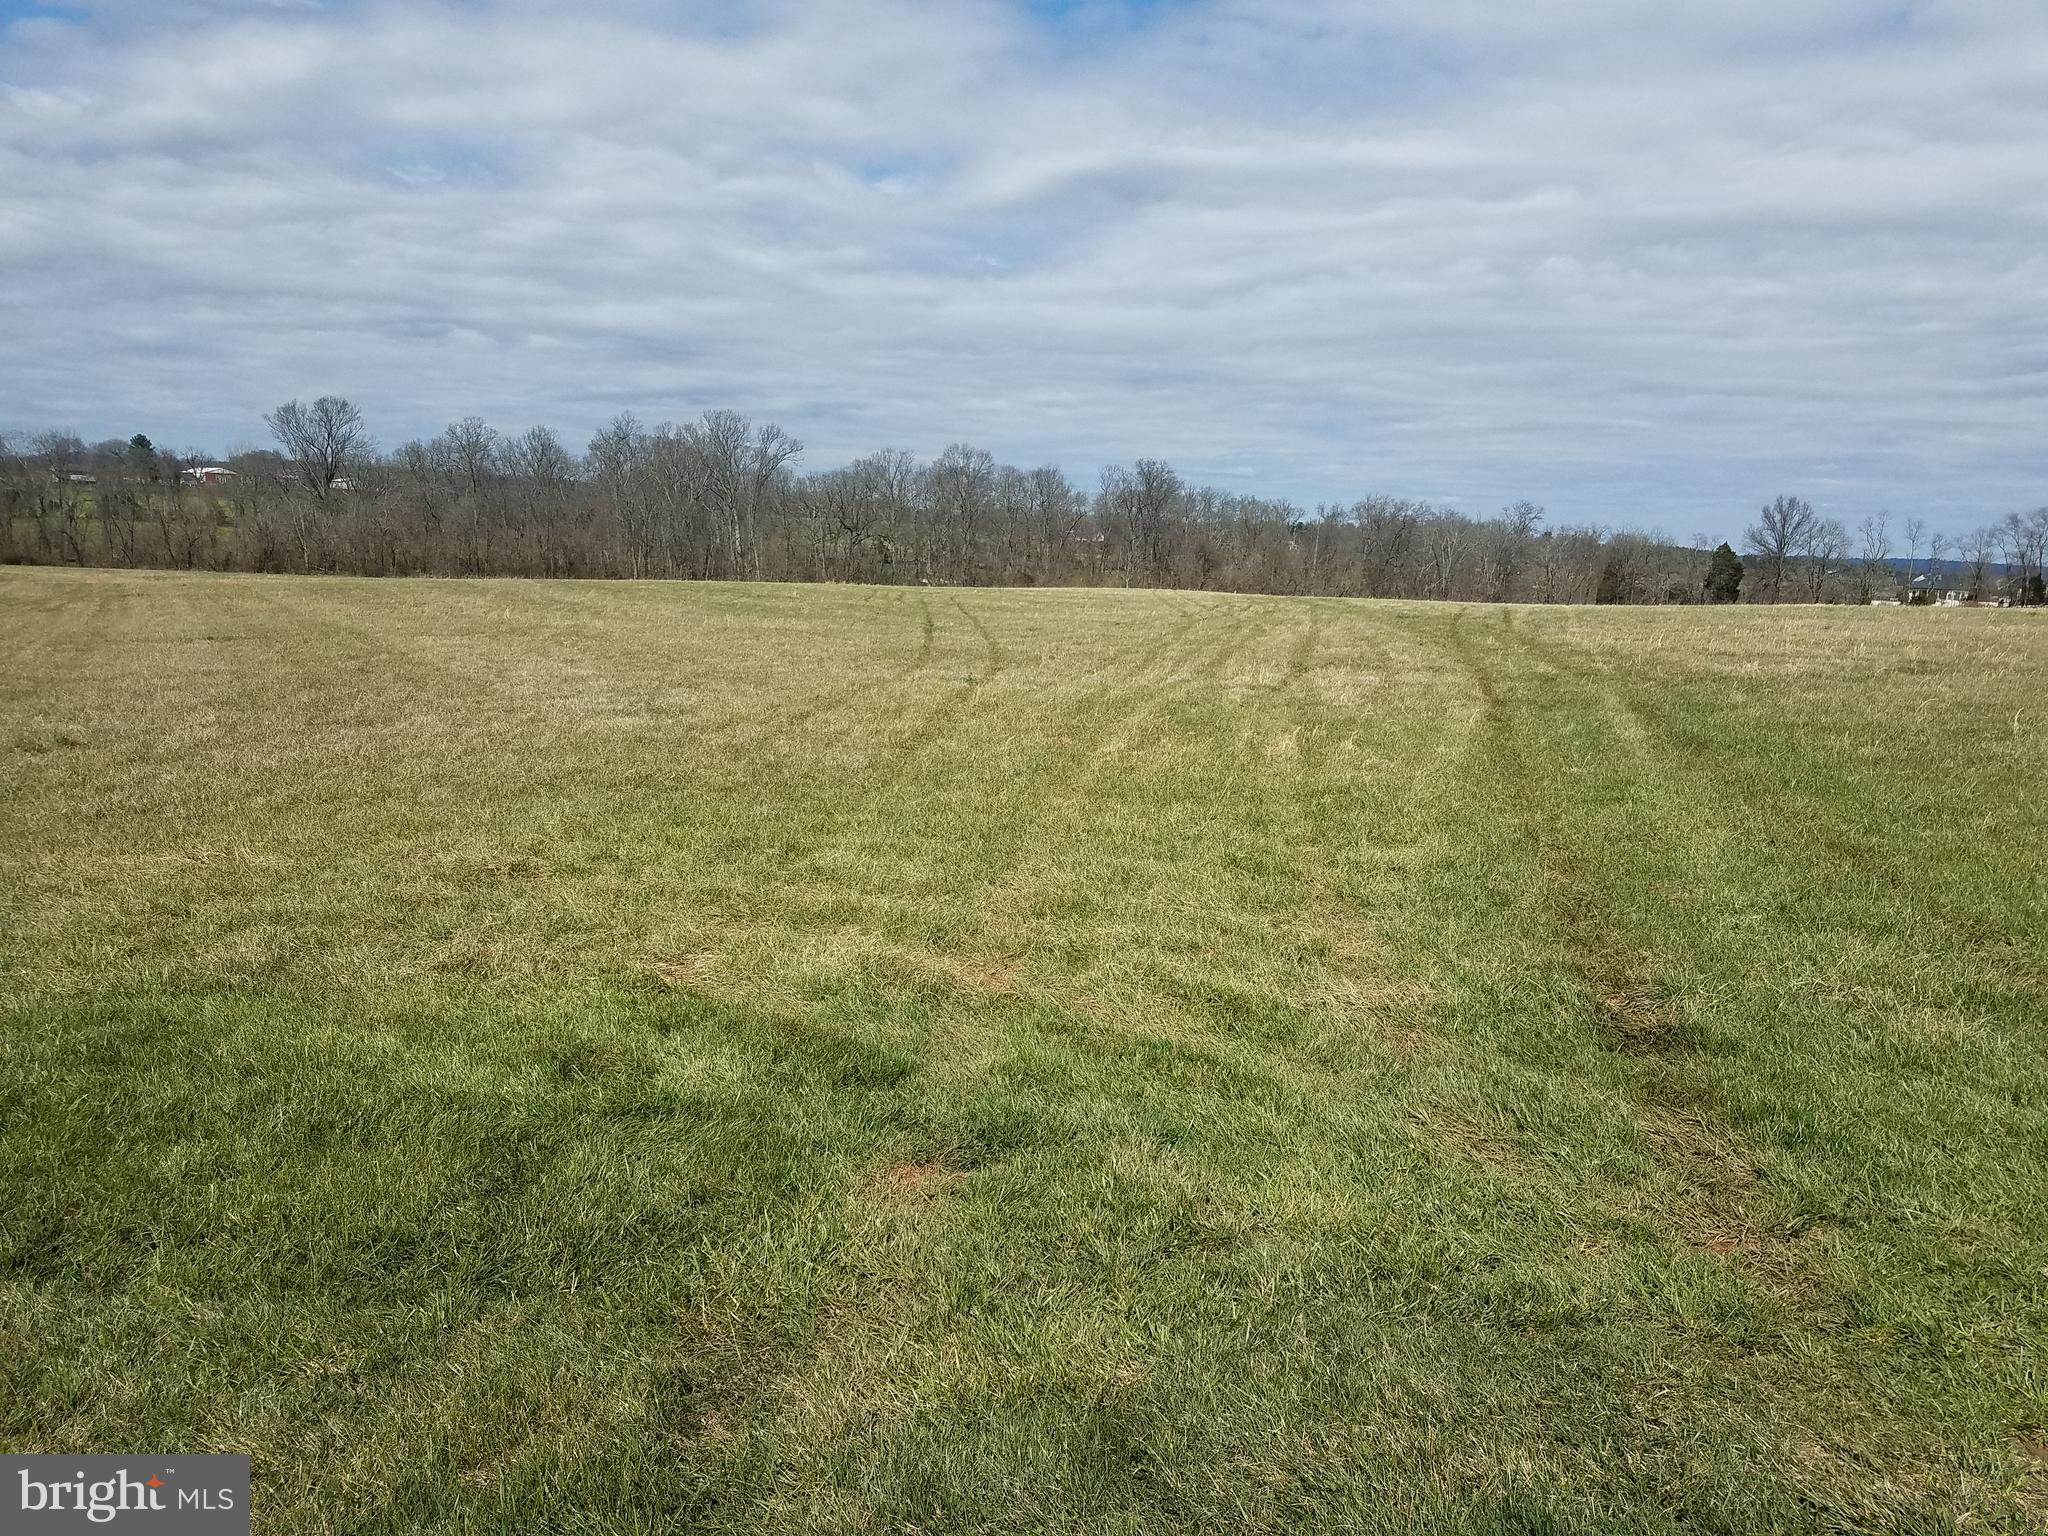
[2,568,2045,1534]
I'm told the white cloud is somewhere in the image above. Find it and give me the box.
[2,0,2045,535]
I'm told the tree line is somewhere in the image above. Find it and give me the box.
[4,399,2044,606]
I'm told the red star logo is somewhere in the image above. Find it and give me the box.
[147,1476,163,1489]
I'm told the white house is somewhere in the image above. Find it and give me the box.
[1905,571,1977,606]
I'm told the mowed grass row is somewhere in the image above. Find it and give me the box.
[1,567,2044,1534]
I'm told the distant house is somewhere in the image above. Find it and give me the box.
[1906,572,1976,607]
[262,471,355,492]
[181,466,238,485]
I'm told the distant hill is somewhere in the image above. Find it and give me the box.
[1891,557,2014,578]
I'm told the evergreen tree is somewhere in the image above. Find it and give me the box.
[1702,542,1744,604]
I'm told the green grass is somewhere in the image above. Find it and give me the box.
[3,567,2045,1533]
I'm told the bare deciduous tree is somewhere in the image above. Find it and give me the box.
[440,417,498,497]
[1802,517,1849,601]
[2000,508,2048,604]
[686,410,801,581]
[1850,513,1891,601]
[1488,499,1544,601]
[1423,510,1464,600]
[1027,465,1083,583]
[1745,494,1816,602]
[266,396,369,498]
[19,399,2023,608]
[1100,459,1186,587]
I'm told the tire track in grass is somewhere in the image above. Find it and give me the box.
[646,594,1267,1387]
[1213,600,1477,1062]
[0,570,118,703]
[1634,683,2035,967]
[274,579,538,721]
[721,596,1345,1452]
[1285,597,1323,693]
[1439,609,1807,1269]
[807,592,1005,806]
[284,581,938,907]
[675,590,1019,926]
[1510,619,2046,1010]
[3,575,167,992]
[1443,610,1687,1053]
[949,593,998,676]
[1184,594,1270,683]
[660,594,1264,1059]
[715,588,942,756]
[503,578,918,755]
[272,578,884,765]
[1216,597,1418,1039]
[1464,615,2048,1527]
[8,577,133,769]
[765,593,1236,926]
[1496,614,2048,1336]
[644,593,1243,1007]
[977,597,1426,1106]
[955,593,1256,908]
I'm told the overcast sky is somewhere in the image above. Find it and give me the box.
[3,0,2045,539]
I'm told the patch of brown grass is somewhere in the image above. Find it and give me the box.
[865,1160,966,1200]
